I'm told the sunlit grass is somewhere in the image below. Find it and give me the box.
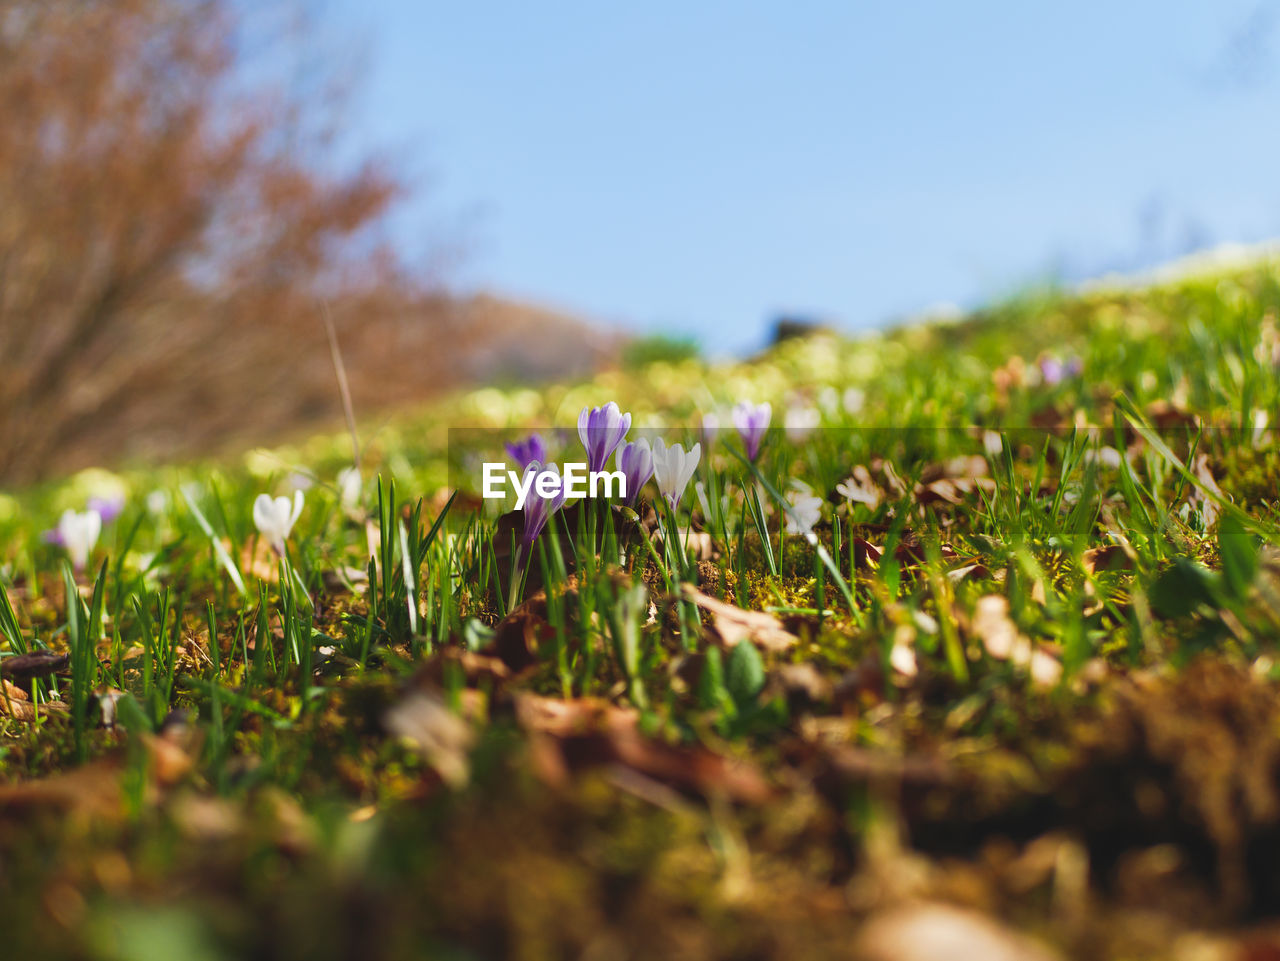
[1,258,1280,956]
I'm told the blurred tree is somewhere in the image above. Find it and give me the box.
[0,0,451,482]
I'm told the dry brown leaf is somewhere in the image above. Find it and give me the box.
[914,456,995,507]
[384,688,476,788]
[970,595,1061,688]
[1030,404,1069,430]
[0,693,36,722]
[514,692,771,804]
[869,458,909,497]
[606,730,771,804]
[768,663,833,709]
[896,538,959,567]
[947,563,991,583]
[914,479,966,506]
[1191,452,1225,527]
[514,693,638,738]
[170,794,242,843]
[0,687,68,723]
[856,535,965,572]
[481,609,556,673]
[889,629,918,677]
[1147,399,1198,430]
[1082,543,1132,576]
[0,718,195,815]
[920,455,990,483]
[971,595,1023,661]
[0,650,69,683]
[414,648,512,689]
[0,762,125,817]
[682,585,798,652]
[855,537,884,569]
[144,731,195,788]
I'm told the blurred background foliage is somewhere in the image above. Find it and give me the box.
[0,0,616,486]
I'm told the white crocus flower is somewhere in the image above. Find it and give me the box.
[253,490,304,554]
[58,508,102,571]
[783,481,823,541]
[284,471,314,494]
[651,438,701,510]
[145,489,170,516]
[1084,446,1124,469]
[783,405,821,442]
[337,466,362,513]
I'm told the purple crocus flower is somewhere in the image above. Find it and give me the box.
[732,401,772,461]
[511,462,567,604]
[517,462,566,564]
[577,402,632,474]
[87,494,125,525]
[1039,356,1065,386]
[615,439,654,505]
[1065,355,1084,377]
[700,412,721,451]
[505,433,547,471]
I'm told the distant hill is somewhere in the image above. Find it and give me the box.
[447,294,624,383]
[31,292,619,480]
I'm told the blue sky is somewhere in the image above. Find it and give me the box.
[319,1,1280,355]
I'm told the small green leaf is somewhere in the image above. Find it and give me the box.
[1218,513,1258,604]
[725,640,765,710]
[1149,558,1221,618]
[697,645,728,711]
[461,618,495,652]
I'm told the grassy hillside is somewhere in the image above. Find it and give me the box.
[2,257,1280,960]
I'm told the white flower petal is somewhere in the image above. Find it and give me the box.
[252,494,276,535]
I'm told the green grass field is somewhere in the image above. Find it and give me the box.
[3,258,1280,960]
